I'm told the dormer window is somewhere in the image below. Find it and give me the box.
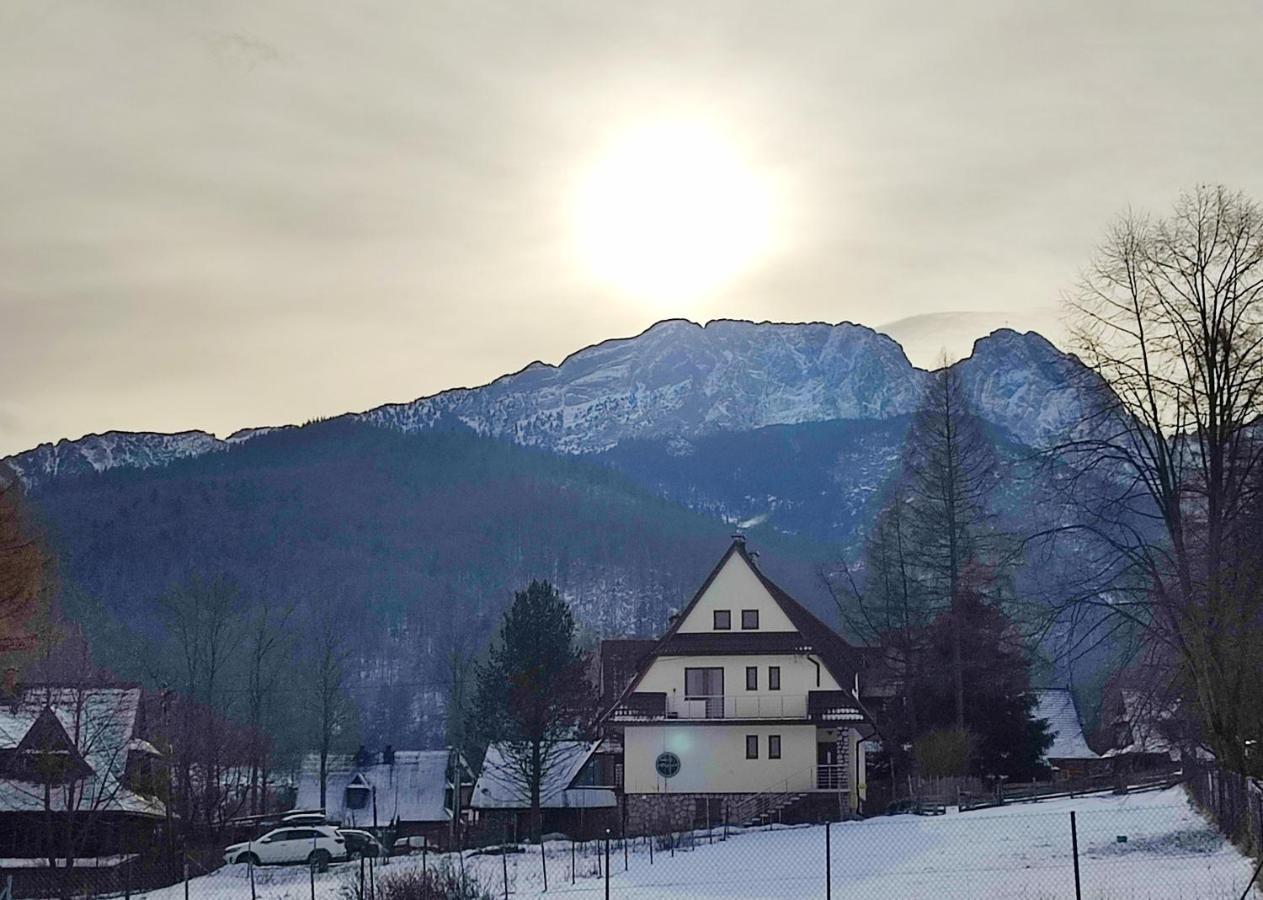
[345,774,371,811]
[741,610,759,630]
[713,610,731,630]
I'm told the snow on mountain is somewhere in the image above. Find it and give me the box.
[360,319,926,452]
[956,328,1095,448]
[3,430,228,489]
[3,318,1096,487]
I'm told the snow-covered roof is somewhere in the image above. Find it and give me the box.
[473,741,615,810]
[0,686,164,817]
[1033,689,1098,761]
[1102,689,1178,759]
[294,751,454,826]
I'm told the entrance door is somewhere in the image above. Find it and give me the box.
[817,742,842,790]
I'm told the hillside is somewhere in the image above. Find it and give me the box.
[31,418,833,747]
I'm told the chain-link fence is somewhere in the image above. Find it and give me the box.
[4,788,1260,899]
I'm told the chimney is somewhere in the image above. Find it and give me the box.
[382,744,395,766]
[730,532,746,545]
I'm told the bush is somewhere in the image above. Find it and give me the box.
[342,862,495,900]
[914,727,976,777]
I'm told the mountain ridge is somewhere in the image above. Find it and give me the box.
[5,318,1085,490]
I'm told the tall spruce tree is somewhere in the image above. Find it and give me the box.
[902,363,998,729]
[471,580,592,842]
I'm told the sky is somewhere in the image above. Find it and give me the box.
[4,1,1263,456]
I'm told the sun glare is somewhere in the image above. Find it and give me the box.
[573,123,773,304]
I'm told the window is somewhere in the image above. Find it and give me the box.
[746,666,758,691]
[741,609,759,630]
[769,735,782,759]
[713,609,731,630]
[684,667,724,698]
[769,666,781,691]
[745,735,759,759]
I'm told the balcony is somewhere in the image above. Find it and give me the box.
[610,690,865,723]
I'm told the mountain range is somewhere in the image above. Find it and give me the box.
[5,318,1104,748]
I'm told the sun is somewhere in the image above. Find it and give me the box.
[573,123,773,304]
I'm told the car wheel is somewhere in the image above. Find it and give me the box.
[237,852,261,867]
[308,849,332,871]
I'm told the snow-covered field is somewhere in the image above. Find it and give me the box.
[135,788,1255,900]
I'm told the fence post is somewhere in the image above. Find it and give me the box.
[502,838,510,900]
[825,821,832,900]
[604,830,611,900]
[649,829,654,865]
[358,856,364,900]
[1070,811,1082,900]
[541,838,548,892]
[250,858,258,900]
[571,839,576,885]
[183,856,189,900]
[423,841,428,879]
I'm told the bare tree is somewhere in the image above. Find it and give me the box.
[244,601,292,815]
[158,576,242,836]
[1059,185,1263,772]
[310,610,354,812]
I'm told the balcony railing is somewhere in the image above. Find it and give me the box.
[609,690,865,722]
[816,763,848,791]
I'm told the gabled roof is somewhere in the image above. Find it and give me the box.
[603,539,863,718]
[472,741,615,810]
[1033,689,1098,761]
[294,750,458,826]
[0,685,162,817]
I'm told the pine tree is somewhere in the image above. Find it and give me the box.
[913,578,1052,780]
[470,580,592,842]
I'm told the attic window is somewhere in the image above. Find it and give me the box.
[741,610,759,630]
[345,775,371,811]
[713,610,731,630]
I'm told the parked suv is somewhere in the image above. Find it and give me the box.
[337,829,386,858]
[224,825,347,867]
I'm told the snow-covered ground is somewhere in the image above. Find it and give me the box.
[134,788,1255,900]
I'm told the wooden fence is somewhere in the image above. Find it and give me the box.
[1186,760,1263,858]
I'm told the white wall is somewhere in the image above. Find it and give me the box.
[676,553,796,633]
[635,653,841,718]
[624,724,818,794]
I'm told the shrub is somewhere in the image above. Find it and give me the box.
[342,862,495,900]
[914,727,976,778]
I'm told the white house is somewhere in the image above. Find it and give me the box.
[602,537,870,831]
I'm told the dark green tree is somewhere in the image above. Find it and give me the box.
[470,580,593,842]
[913,577,1052,780]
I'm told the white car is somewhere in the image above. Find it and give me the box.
[224,825,347,867]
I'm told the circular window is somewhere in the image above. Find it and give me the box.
[655,751,681,779]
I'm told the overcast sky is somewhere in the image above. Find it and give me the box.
[4,1,1263,456]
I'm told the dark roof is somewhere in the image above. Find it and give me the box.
[658,632,816,656]
[734,543,861,689]
[598,639,657,703]
[601,539,864,720]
